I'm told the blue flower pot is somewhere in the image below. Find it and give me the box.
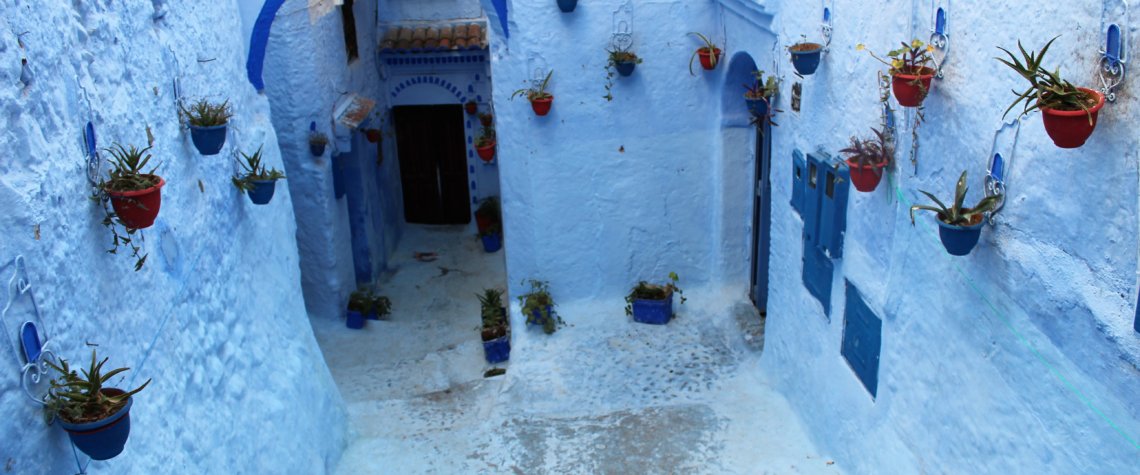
[481,233,502,253]
[247,179,277,205]
[483,335,511,364]
[789,44,823,76]
[310,142,326,156]
[557,0,577,12]
[937,216,984,256]
[59,389,133,461]
[189,124,227,156]
[632,294,673,325]
[346,310,365,329]
[746,98,770,118]
[528,305,554,330]
[615,61,636,77]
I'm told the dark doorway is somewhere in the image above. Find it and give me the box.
[750,124,772,312]
[393,105,471,225]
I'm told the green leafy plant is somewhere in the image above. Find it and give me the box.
[475,126,496,148]
[603,45,643,101]
[347,286,391,317]
[510,70,553,101]
[624,272,686,316]
[309,131,329,146]
[44,349,151,425]
[475,197,501,224]
[518,279,563,334]
[231,146,285,192]
[840,128,894,175]
[996,36,1097,121]
[98,143,161,271]
[179,98,232,127]
[857,39,935,77]
[477,288,508,340]
[909,171,1001,227]
[743,70,779,100]
[688,32,720,75]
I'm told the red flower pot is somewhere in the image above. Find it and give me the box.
[480,114,493,127]
[530,96,553,116]
[477,142,496,162]
[698,48,722,70]
[365,129,381,143]
[846,159,888,192]
[107,176,165,230]
[465,101,478,115]
[1040,88,1105,149]
[891,67,936,107]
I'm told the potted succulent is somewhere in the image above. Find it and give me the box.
[475,126,496,162]
[788,38,824,76]
[479,224,502,253]
[743,70,779,118]
[474,197,500,234]
[518,279,563,334]
[997,37,1106,149]
[858,39,937,107]
[909,171,1001,256]
[180,98,232,155]
[511,70,554,116]
[101,143,165,231]
[557,0,577,13]
[839,128,894,192]
[231,146,286,205]
[624,272,686,325]
[479,112,494,127]
[465,100,478,115]
[44,350,151,461]
[309,131,329,156]
[478,288,510,364]
[688,32,722,75]
[604,45,643,102]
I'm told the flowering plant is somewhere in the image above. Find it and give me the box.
[857,39,935,76]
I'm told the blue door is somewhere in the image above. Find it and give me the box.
[751,125,772,312]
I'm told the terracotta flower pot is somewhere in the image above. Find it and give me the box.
[891,67,936,107]
[698,47,722,70]
[1040,88,1105,149]
[465,101,478,115]
[846,159,888,192]
[530,96,553,116]
[477,142,496,162]
[480,114,493,127]
[107,176,165,230]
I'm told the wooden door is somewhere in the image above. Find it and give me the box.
[393,105,471,224]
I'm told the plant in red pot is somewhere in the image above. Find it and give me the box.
[997,36,1106,149]
[688,32,722,75]
[99,143,165,270]
[511,70,554,116]
[44,350,151,461]
[840,128,894,192]
[479,112,494,127]
[859,39,937,107]
[475,126,496,162]
[465,100,478,115]
[474,197,500,234]
[909,171,1001,256]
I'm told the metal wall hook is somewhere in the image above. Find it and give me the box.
[929,0,950,79]
[611,0,633,51]
[1099,1,1129,102]
[984,117,1023,225]
[821,0,835,53]
[0,256,57,406]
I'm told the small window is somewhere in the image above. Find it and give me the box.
[808,163,817,188]
[340,0,359,63]
[825,171,835,198]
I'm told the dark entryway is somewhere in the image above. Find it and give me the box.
[750,124,772,313]
[393,105,471,225]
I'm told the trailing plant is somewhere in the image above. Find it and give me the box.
[909,171,1001,226]
[510,70,553,101]
[624,272,686,316]
[996,36,1097,121]
[44,349,151,425]
[231,146,285,192]
[857,39,936,77]
[688,32,720,75]
[518,279,563,334]
[743,70,779,100]
[476,126,496,148]
[309,131,329,146]
[603,45,643,101]
[179,98,232,127]
[98,143,161,271]
[840,128,894,174]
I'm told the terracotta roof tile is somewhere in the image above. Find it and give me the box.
[380,21,487,54]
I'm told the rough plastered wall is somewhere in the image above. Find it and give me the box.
[379,0,484,21]
[756,0,1140,472]
[0,1,346,473]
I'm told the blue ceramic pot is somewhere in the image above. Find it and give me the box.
[937,216,984,256]
[615,61,636,77]
[632,294,673,325]
[789,44,823,76]
[528,305,555,332]
[746,98,770,118]
[557,0,577,13]
[481,233,502,253]
[483,335,511,364]
[346,310,365,329]
[189,124,227,156]
[247,179,277,205]
[310,142,326,156]
[59,389,133,461]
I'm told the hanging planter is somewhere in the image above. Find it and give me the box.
[365,128,382,143]
[181,99,233,156]
[231,146,286,206]
[891,66,936,107]
[604,46,643,101]
[743,70,779,120]
[909,171,1000,256]
[998,38,1106,149]
[478,290,511,364]
[309,131,329,156]
[858,40,937,107]
[557,0,577,13]
[45,350,150,461]
[788,42,824,76]
[624,272,685,325]
[102,143,165,230]
[465,100,478,115]
[839,128,892,192]
[688,32,722,75]
[519,279,563,334]
[512,70,554,116]
[475,126,496,162]
[479,113,494,127]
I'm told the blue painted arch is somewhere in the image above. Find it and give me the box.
[247,0,286,92]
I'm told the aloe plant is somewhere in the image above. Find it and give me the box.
[103,143,159,192]
[510,70,553,101]
[478,288,506,330]
[996,36,1096,121]
[44,349,150,424]
[909,171,1000,226]
[688,32,720,75]
[231,145,285,192]
[180,98,232,127]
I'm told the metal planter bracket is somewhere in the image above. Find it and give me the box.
[929,0,949,79]
[1099,1,1129,102]
[821,0,835,53]
[984,117,1024,225]
[0,256,58,406]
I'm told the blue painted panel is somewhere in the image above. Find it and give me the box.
[1134,289,1139,333]
[342,144,373,285]
[817,158,849,259]
[803,244,833,317]
[842,281,882,398]
[245,0,286,92]
[803,153,824,246]
[791,149,806,215]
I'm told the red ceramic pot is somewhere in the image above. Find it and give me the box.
[465,101,478,115]
[365,129,381,143]
[530,96,553,116]
[699,48,722,70]
[891,67,936,107]
[107,176,165,230]
[475,213,493,233]
[1040,88,1105,149]
[477,142,496,162]
[846,159,887,192]
[480,114,493,127]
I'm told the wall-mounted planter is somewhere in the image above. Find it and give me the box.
[310,142,326,156]
[477,142,496,162]
[189,124,227,156]
[246,179,278,205]
[346,310,365,329]
[530,96,554,116]
[481,233,502,253]
[59,388,135,461]
[936,214,984,256]
[697,48,722,71]
[107,176,165,229]
[789,43,823,76]
[1040,88,1105,149]
[480,114,493,127]
[557,0,577,13]
[846,160,887,192]
[631,294,673,325]
[891,67,936,107]
[615,61,637,77]
[465,101,478,115]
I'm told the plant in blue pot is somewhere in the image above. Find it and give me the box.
[624,272,686,325]
[345,287,380,329]
[44,349,151,461]
[557,0,577,13]
[909,171,1000,256]
[478,288,510,364]
[180,98,232,155]
[788,37,824,76]
[603,45,643,102]
[309,131,329,156]
[519,279,563,334]
[232,146,286,205]
[743,70,779,119]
